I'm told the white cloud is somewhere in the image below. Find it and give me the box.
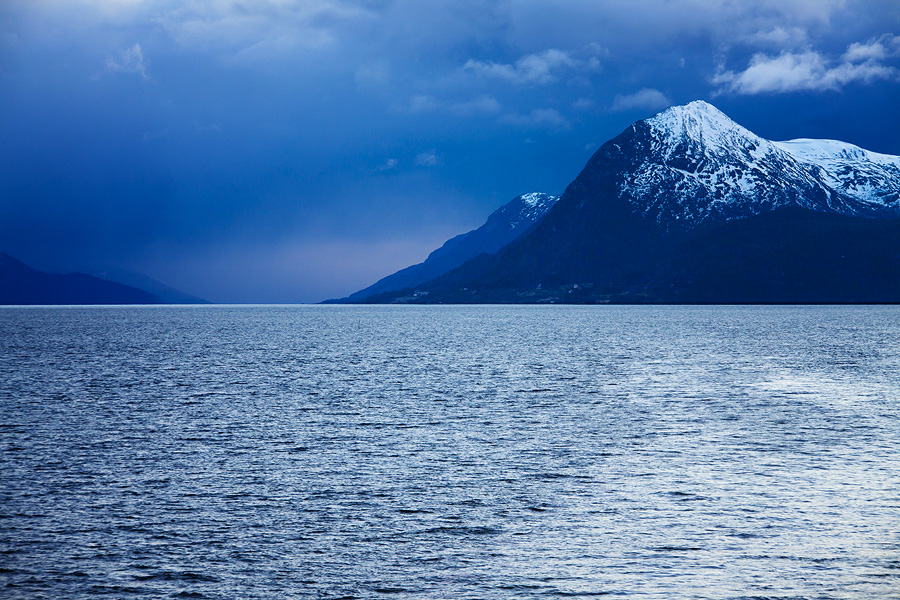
[105,43,147,78]
[611,88,671,112]
[414,150,439,167]
[500,108,570,130]
[844,41,885,63]
[714,36,900,95]
[843,34,900,62]
[463,49,577,85]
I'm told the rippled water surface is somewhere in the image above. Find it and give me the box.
[1,305,899,599]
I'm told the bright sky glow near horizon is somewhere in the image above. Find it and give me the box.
[2,0,899,302]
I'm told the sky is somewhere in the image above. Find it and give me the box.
[1,0,899,303]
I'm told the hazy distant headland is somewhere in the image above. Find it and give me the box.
[0,253,207,305]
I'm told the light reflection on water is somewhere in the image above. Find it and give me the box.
[1,305,898,599]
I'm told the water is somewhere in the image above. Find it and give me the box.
[1,305,898,599]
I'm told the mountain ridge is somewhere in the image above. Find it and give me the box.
[332,192,558,302]
[91,268,209,304]
[0,253,162,305]
[359,100,900,304]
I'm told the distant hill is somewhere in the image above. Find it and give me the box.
[361,101,900,304]
[90,267,208,304]
[0,253,161,305]
[331,192,558,302]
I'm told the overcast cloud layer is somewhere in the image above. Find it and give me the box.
[2,0,899,302]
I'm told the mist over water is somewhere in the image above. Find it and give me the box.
[1,305,898,599]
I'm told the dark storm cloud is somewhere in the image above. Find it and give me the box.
[1,0,899,301]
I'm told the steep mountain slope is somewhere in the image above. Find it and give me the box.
[365,101,900,304]
[337,192,558,301]
[0,253,161,305]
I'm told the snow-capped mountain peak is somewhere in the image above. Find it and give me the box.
[646,100,764,157]
[608,101,900,229]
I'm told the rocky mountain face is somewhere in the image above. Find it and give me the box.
[362,101,900,304]
[337,192,558,302]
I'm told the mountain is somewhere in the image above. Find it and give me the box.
[364,101,900,304]
[334,192,558,302]
[773,138,900,210]
[91,268,208,304]
[0,253,161,305]
[596,100,899,229]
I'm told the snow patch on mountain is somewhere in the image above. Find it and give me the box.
[494,192,560,230]
[774,139,900,209]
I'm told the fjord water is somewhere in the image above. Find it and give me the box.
[1,306,898,600]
